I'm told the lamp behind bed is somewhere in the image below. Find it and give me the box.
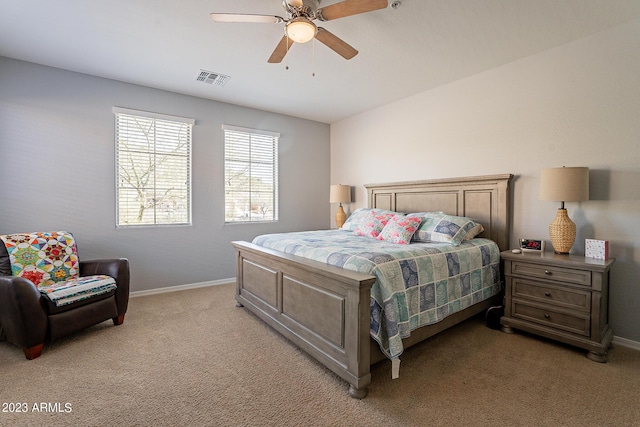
[330,184,351,229]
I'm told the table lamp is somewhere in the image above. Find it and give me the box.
[330,184,351,229]
[539,166,589,254]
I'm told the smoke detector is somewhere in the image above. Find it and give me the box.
[195,70,230,86]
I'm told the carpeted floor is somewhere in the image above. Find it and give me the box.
[1,283,639,427]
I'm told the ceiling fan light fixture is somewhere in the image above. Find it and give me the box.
[286,17,316,43]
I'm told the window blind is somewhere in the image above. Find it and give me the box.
[114,107,193,226]
[223,125,279,223]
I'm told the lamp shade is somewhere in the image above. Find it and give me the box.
[539,167,589,202]
[330,185,351,203]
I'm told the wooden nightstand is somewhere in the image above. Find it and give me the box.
[500,250,615,362]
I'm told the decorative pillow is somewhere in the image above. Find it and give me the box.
[0,231,79,287]
[412,214,484,246]
[377,215,423,244]
[405,211,444,220]
[341,208,397,231]
[352,212,398,239]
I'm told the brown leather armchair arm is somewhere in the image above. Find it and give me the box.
[79,258,130,316]
[0,275,48,349]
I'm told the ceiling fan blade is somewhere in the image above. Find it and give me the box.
[318,0,388,21]
[268,35,295,63]
[315,27,358,60]
[210,13,283,24]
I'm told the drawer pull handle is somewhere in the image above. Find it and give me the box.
[544,292,551,297]
[544,270,552,275]
[544,314,550,319]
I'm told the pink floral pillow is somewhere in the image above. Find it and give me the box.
[377,215,423,244]
[352,212,396,238]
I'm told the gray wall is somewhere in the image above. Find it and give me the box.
[0,57,330,292]
[330,18,640,343]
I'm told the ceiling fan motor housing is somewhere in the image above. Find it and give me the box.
[285,0,320,8]
[284,0,320,19]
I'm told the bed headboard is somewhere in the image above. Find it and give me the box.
[365,174,513,251]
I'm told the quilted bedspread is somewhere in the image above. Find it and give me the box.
[252,230,501,360]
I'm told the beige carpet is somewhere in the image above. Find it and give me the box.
[1,284,639,427]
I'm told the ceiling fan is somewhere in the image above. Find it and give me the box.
[210,0,389,63]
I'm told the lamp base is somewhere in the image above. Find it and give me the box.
[549,208,576,254]
[335,205,347,229]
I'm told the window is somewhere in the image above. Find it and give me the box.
[224,125,279,223]
[114,107,194,227]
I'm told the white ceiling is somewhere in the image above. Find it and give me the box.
[2,0,640,124]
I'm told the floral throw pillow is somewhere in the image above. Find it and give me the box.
[377,215,423,244]
[352,212,397,239]
[0,231,79,287]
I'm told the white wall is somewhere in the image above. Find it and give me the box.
[0,57,331,292]
[331,19,640,342]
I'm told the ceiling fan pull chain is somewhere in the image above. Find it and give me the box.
[312,38,316,77]
[285,36,290,70]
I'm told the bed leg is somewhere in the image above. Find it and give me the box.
[348,385,368,399]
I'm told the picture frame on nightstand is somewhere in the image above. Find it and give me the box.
[585,239,609,260]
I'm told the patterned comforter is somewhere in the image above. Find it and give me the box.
[253,230,501,360]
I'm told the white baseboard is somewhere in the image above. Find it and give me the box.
[130,278,235,298]
[613,335,640,351]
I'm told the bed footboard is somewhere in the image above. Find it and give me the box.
[232,241,377,398]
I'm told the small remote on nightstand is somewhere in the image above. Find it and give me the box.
[511,248,521,254]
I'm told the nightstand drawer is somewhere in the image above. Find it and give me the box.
[511,261,591,287]
[512,301,590,336]
[512,279,591,312]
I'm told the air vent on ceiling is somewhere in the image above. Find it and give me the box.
[196,70,230,87]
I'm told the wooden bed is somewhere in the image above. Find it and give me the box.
[232,174,513,398]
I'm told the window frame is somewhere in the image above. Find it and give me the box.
[113,107,194,228]
[223,124,280,224]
